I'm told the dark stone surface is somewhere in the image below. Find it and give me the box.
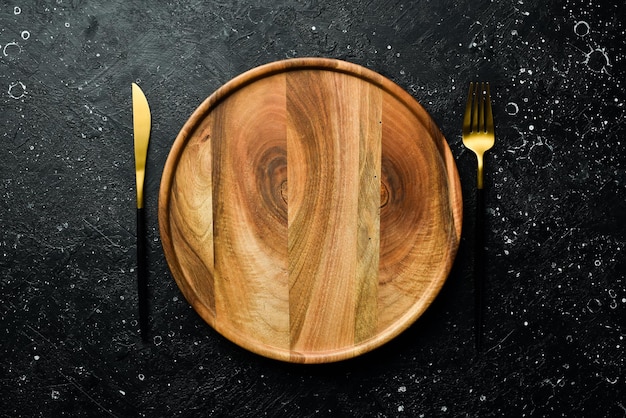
[1,0,624,416]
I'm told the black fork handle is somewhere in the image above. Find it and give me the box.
[475,187,485,351]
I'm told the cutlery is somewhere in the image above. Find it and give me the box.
[462,82,494,351]
[132,82,151,343]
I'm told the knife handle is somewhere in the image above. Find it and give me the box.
[137,207,149,343]
[474,187,485,351]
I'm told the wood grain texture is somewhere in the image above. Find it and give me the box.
[286,69,382,358]
[159,58,462,363]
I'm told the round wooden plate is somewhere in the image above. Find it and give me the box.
[159,58,462,363]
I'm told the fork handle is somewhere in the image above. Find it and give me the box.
[474,187,485,351]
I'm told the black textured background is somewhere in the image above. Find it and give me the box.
[1,0,625,417]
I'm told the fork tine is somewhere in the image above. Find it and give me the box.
[485,82,494,133]
[463,82,474,135]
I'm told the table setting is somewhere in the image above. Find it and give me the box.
[1,0,624,416]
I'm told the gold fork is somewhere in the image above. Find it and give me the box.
[462,82,495,351]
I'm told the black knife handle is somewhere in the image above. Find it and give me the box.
[475,187,485,351]
[137,207,149,343]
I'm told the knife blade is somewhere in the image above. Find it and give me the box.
[132,82,151,343]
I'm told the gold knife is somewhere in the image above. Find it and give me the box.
[132,83,151,342]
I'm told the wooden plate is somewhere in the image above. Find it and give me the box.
[159,58,462,363]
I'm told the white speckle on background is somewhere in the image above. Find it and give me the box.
[506,102,519,115]
[587,298,602,313]
[574,20,590,37]
[8,82,26,99]
[3,41,22,57]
